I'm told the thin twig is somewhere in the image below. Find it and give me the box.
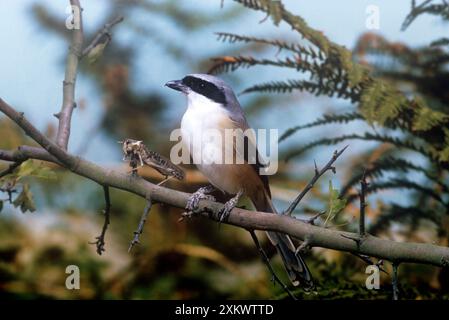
[283,145,348,216]
[0,182,17,204]
[89,186,111,255]
[359,170,368,236]
[55,0,84,150]
[248,230,297,300]
[0,161,23,179]
[392,262,400,300]
[81,16,124,58]
[300,211,326,225]
[352,253,388,274]
[128,197,152,252]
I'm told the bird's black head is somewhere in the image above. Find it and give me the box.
[165,75,227,105]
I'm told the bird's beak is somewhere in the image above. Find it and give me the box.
[165,80,186,93]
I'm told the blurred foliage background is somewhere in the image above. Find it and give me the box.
[0,0,448,299]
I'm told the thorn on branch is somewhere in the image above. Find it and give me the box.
[283,145,348,216]
[352,253,388,274]
[128,196,152,253]
[248,230,297,300]
[341,233,364,249]
[300,211,325,225]
[89,186,111,255]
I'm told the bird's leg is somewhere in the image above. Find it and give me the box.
[185,184,217,213]
[218,189,244,222]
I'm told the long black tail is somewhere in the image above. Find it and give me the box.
[253,192,314,289]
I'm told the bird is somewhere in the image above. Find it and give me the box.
[165,74,314,288]
[121,138,185,183]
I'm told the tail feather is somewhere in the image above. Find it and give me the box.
[252,190,314,288]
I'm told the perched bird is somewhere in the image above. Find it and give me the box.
[121,138,185,183]
[165,74,313,288]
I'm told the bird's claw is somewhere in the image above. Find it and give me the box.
[218,189,243,223]
[185,186,216,213]
[218,200,236,222]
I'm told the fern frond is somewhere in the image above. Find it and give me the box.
[359,80,408,126]
[340,156,447,197]
[284,133,435,162]
[345,178,443,204]
[233,0,266,11]
[241,79,361,102]
[279,112,363,142]
[369,204,442,235]
[402,1,449,31]
[215,32,325,60]
[431,37,449,47]
[208,55,315,74]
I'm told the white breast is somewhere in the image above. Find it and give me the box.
[180,92,236,192]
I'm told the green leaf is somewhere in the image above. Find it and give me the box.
[324,180,346,226]
[16,160,57,181]
[12,183,36,213]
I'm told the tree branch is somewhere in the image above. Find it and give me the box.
[128,197,152,252]
[1,98,449,268]
[55,0,84,150]
[283,145,348,216]
[0,161,23,179]
[89,186,111,255]
[81,16,124,58]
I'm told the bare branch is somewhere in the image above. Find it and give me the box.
[248,230,297,300]
[0,161,23,179]
[89,186,111,255]
[283,145,348,216]
[359,170,368,236]
[128,197,152,252]
[0,146,58,164]
[81,16,124,58]
[1,100,449,268]
[55,0,84,150]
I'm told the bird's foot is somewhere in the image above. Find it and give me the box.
[185,185,216,213]
[218,189,243,223]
